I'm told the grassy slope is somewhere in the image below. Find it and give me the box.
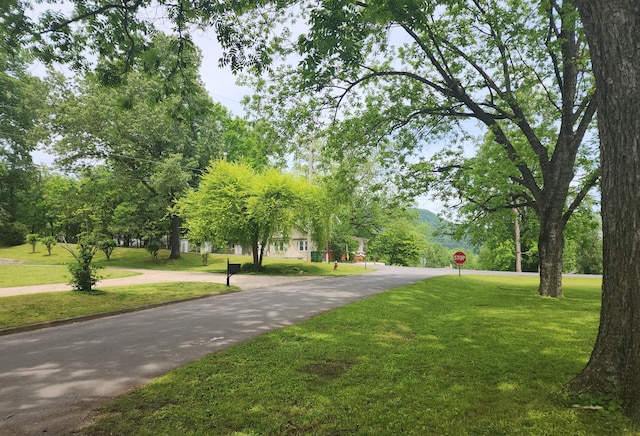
[81,275,638,435]
[0,244,367,276]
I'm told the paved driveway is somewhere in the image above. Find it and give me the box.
[0,265,450,435]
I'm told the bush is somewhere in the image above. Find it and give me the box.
[26,233,39,253]
[41,236,57,255]
[146,241,160,260]
[67,240,102,292]
[99,239,117,261]
[0,222,27,246]
[240,262,264,273]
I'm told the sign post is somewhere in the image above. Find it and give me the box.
[453,251,467,276]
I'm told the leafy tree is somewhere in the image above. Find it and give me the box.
[229,0,598,299]
[369,217,428,267]
[422,242,451,268]
[48,33,232,260]
[26,233,38,252]
[60,234,102,292]
[41,235,56,255]
[0,6,48,243]
[180,160,319,269]
[98,238,116,261]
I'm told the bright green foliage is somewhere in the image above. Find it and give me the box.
[368,218,427,266]
[60,234,102,292]
[235,0,597,298]
[180,160,319,268]
[41,235,56,255]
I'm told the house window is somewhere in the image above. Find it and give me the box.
[273,240,284,252]
[298,240,308,251]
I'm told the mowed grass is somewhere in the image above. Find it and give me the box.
[0,244,367,276]
[80,275,638,435]
[0,282,232,330]
[0,265,140,287]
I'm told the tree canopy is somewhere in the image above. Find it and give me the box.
[179,160,321,268]
[231,0,598,298]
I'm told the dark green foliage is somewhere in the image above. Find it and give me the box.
[240,262,264,273]
[575,233,603,275]
[98,238,117,261]
[145,240,160,261]
[0,222,27,246]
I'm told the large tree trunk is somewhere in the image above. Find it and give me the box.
[251,240,260,268]
[169,214,181,260]
[537,211,566,298]
[570,0,640,422]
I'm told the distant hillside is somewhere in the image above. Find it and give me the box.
[415,208,475,251]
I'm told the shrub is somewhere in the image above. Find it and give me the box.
[146,240,160,260]
[99,239,117,261]
[41,236,57,255]
[60,235,103,292]
[26,233,39,253]
[0,222,27,246]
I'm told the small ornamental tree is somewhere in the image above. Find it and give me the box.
[99,238,117,261]
[41,235,56,255]
[26,233,38,253]
[60,234,102,292]
[144,236,161,261]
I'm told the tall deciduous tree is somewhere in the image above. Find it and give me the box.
[228,0,598,298]
[0,2,48,244]
[49,33,231,259]
[569,0,640,423]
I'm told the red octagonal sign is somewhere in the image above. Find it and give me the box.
[453,251,467,266]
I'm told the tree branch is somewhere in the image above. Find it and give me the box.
[563,168,600,223]
[38,0,145,35]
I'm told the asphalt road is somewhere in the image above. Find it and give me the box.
[0,265,451,435]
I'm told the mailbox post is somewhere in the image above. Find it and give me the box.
[226,258,241,286]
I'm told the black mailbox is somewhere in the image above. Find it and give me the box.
[226,259,241,286]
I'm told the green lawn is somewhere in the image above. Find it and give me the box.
[0,244,367,276]
[0,282,232,330]
[78,275,637,435]
[0,265,140,287]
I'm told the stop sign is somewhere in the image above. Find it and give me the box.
[453,251,467,266]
